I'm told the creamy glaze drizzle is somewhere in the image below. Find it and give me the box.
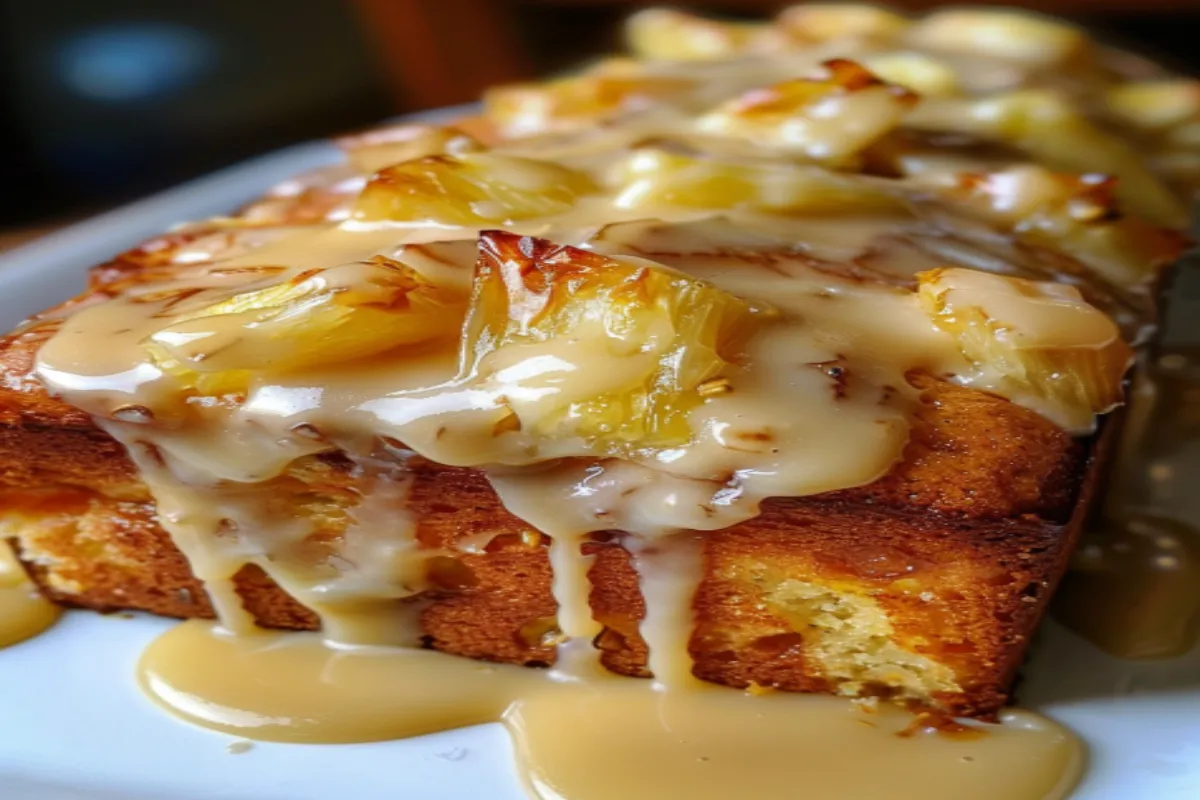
[140,620,1083,800]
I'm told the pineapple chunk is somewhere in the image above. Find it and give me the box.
[146,256,465,393]
[610,148,901,213]
[1106,81,1200,193]
[462,230,775,453]
[861,52,960,97]
[695,60,917,166]
[908,90,1189,228]
[1107,81,1200,130]
[353,152,596,226]
[485,73,693,138]
[918,268,1133,433]
[949,166,1113,224]
[777,5,909,42]
[940,166,1186,288]
[625,8,781,61]
[907,9,1087,67]
[336,125,482,176]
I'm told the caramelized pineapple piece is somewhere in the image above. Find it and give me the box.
[1105,81,1200,193]
[861,52,960,97]
[625,8,781,61]
[485,73,693,138]
[907,9,1088,67]
[945,166,1112,225]
[777,5,909,42]
[1107,81,1200,131]
[146,256,465,393]
[941,166,1187,288]
[462,230,774,452]
[353,153,596,226]
[696,60,916,166]
[918,268,1133,433]
[336,125,482,175]
[610,148,901,213]
[908,90,1189,227]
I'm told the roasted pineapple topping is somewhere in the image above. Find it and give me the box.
[1106,80,1200,131]
[461,230,775,454]
[1106,78,1200,170]
[353,153,596,226]
[906,9,1088,67]
[776,4,909,43]
[938,166,1187,289]
[485,73,693,138]
[918,268,1133,434]
[696,60,917,167]
[146,256,466,394]
[908,90,1188,228]
[859,52,960,97]
[625,8,782,62]
[610,148,901,213]
[1105,80,1200,192]
[337,125,483,176]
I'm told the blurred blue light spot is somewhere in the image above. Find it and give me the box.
[57,24,213,102]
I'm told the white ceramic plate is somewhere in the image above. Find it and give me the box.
[0,123,1198,800]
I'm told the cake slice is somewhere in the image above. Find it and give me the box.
[0,5,1192,720]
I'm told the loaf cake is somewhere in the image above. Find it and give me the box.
[1,6,1193,719]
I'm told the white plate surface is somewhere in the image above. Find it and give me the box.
[0,127,1198,800]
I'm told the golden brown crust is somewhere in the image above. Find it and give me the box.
[830,372,1082,521]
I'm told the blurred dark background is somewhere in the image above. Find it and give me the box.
[0,0,1198,240]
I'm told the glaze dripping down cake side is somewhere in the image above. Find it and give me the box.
[0,4,1194,719]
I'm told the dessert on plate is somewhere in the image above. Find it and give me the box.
[0,5,1195,799]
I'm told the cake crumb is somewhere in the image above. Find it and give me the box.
[227,740,254,755]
